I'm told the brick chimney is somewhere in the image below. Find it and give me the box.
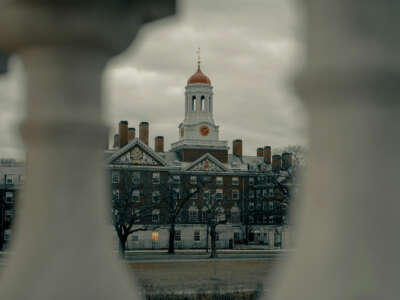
[128,127,136,142]
[155,136,164,153]
[264,146,271,164]
[257,147,264,157]
[282,152,293,170]
[272,154,282,172]
[118,121,128,147]
[113,134,119,148]
[232,139,243,157]
[139,121,149,145]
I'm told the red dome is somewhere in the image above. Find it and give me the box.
[187,66,211,85]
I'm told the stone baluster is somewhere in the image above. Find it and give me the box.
[0,1,175,299]
[269,1,400,300]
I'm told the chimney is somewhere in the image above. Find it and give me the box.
[257,147,264,157]
[128,127,136,142]
[155,136,164,153]
[282,152,293,170]
[118,121,128,147]
[113,134,120,148]
[139,121,149,145]
[232,139,243,157]
[264,146,271,164]
[272,154,282,172]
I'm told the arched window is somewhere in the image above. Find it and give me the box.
[192,96,197,111]
[201,95,205,111]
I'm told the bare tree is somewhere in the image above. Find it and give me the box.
[164,174,208,254]
[111,170,157,258]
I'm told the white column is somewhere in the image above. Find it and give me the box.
[0,1,175,300]
[269,1,400,300]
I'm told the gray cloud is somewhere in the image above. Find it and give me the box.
[0,0,307,159]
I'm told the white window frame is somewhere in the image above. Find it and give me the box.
[232,177,239,186]
[111,171,120,183]
[249,177,255,186]
[203,190,210,201]
[194,230,200,241]
[152,172,160,185]
[112,189,119,201]
[249,190,255,199]
[132,172,141,185]
[152,190,160,203]
[152,210,160,224]
[216,189,223,200]
[5,192,14,204]
[5,175,14,185]
[216,176,223,185]
[190,176,197,185]
[190,188,198,199]
[132,190,140,202]
[173,175,180,184]
[232,189,239,201]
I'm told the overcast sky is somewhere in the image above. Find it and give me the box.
[0,0,307,160]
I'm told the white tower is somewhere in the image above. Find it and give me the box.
[171,51,228,161]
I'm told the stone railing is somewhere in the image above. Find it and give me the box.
[0,1,399,300]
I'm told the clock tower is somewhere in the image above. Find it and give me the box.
[171,52,229,163]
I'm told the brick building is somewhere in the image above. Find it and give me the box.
[0,159,24,250]
[106,61,294,250]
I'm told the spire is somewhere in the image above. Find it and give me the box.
[196,47,201,70]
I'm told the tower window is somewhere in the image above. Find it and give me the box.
[201,96,205,111]
[192,96,197,111]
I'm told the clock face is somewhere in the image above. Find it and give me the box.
[200,125,210,136]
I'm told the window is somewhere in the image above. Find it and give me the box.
[152,231,159,242]
[173,188,180,200]
[232,190,239,201]
[234,232,240,242]
[189,208,198,223]
[264,232,269,244]
[19,175,25,184]
[269,201,274,210]
[131,235,139,241]
[203,190,210,201]
[216,232,220,241]
[173,175,180,184]
[152,210,160,224]
[132,190,140,202]
[201,96,206,111]
[190,188,198,199]
[5,192,14,204]
[192,96,197,111]
[249,201,255,210]
[263,189,267,197]
[5,175,13,185]
[132,172,141,185]
[134,209,140,223]
[263,216,269,224]
[256,189,261,199]
[152,172,160,184]
[231,210,240,223]
[249,190,254,199]
[175,230,181,241]
[112,189,119,201]
[216,189,223,200]
[202,210,208,223]
[194,230,200,241]
[190,176,197,185]
[111,171,120,183]
[249,177,255,185]
[274,230,282,248]
[249,216,254,224]
[152,190,160,203]
[216,176,223,185]
[232,177,239,186]
[257,175,265,184]
[269,188,274,196]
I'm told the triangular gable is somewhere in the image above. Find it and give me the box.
[184,153,229,172]
[107,138,168,167]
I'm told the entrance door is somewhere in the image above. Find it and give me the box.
[152,232,160,249]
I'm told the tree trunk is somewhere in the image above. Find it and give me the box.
[168,222,176,254]
[205,223,209,253]
[210,224,217,258]
[118,235,127,259]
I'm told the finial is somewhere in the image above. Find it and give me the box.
[196,47,201,69]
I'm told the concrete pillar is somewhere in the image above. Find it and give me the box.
[269,1,400,300]
[0,1,175,300]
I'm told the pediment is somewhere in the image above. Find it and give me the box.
[185,153,228,172]
[107,139,168,167]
